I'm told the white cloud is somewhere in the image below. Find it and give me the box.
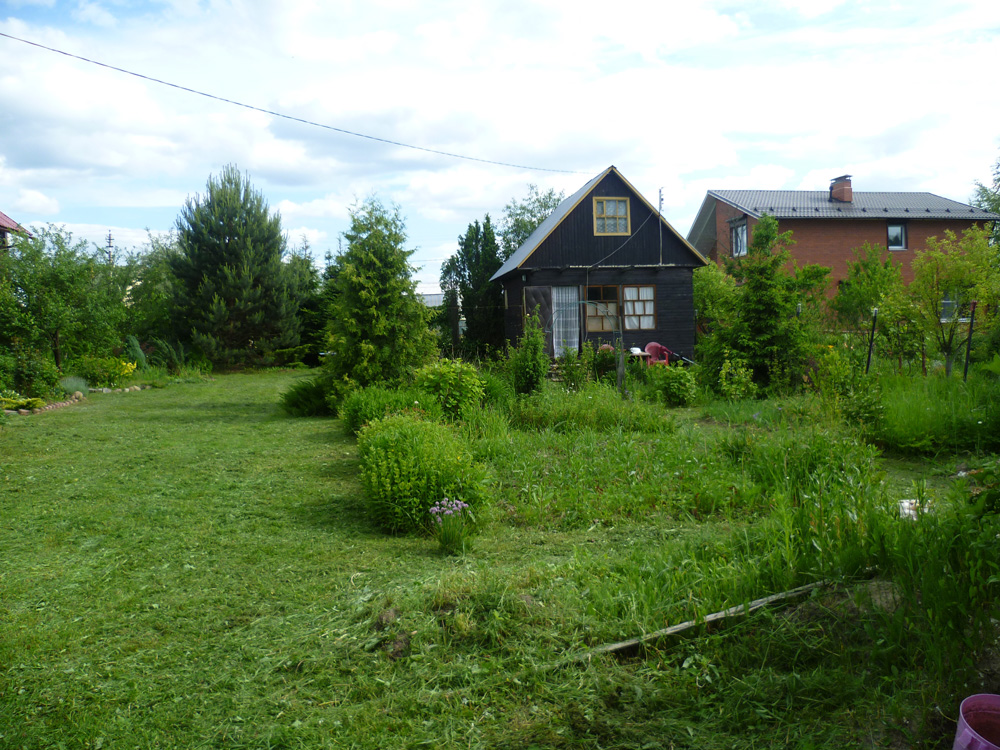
[73,1,117,27]
[14,188,59,214]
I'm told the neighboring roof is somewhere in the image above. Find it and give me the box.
[420,292,445,307]
[707,189,1000,221]
[0,209,32,236]
[491,166,706,282]
[687,189,1000,258]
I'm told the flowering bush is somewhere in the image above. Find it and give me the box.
[72,356,137,388]
[429,497,474,554]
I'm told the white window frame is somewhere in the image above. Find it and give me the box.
[731,222,747,258]
[887,223,907,250]
[623,285,656,330]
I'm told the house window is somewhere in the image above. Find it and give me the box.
[586,285,618,332]
[623,285,655,330]
[888,223,906,250]
[731,222,747,257]
[594,198,630,235]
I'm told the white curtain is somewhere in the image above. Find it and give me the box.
[552,286,580,357]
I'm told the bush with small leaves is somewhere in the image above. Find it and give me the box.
[413,359,483,419]
[340,385,443,436]
[357,413,491,533]
[645,363,697,407]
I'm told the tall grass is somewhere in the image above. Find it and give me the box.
[877,373,1000,454]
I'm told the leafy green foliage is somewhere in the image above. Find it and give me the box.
[555,342,595,391]
[718,352,758,401]
[909,227,998,375]
[440,215,505,356]
[413,359,484,418]
[171,165,304,367]
[357,413,491,533]
[70,356,137,388]
[497,184,564,261]
[339,384,443,436]
[125,232,182,344]
[644,363,697,407]
[829,242,904,334]
[2,225,130,370]
[972,150,1000,245]
[7,347,61,397]
[323,197,437,408]
[697,215,829,395]
[508,311,549,395]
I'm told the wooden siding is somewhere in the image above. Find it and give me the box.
[502,267,696,359]
[521,171,700,270]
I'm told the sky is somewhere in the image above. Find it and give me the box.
[1,0,999,293]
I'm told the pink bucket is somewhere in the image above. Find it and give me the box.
[954,694,1000,750]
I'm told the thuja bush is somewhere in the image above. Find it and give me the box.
[644,363,697,407]
[357,413,491,533]
[340,384,443,436]
[413,359,483,419]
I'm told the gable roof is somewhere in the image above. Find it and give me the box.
[0,209,32,237]
[491,166,706,282]
[707,189,1000,221]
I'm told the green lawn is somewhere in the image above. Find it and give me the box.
[0,372,978,748]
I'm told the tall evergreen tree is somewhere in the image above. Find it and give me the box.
[171,165,300,367]
[440,215,504,357]
[325,197,436,404]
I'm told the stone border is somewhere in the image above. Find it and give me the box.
[3,385,152,417]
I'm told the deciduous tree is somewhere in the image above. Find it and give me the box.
[498,184,564,261]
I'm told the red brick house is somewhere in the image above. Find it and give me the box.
[687,176,1000,291]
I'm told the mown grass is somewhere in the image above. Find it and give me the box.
[1,371,992,748]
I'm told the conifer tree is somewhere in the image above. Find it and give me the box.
[171,165,300,367]
[325,197,436,405]
[440,214,504,357]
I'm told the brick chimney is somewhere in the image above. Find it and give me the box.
[830,175,853,203]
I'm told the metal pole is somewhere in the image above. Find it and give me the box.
[963,301,978,382]
[865,307,879,375]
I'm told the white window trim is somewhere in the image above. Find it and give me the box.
[888,223,907,251]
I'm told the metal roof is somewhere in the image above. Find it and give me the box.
[490,166,706,281]
[0,209,31,235]
[708,190,1000,221]
[490,169,607,282]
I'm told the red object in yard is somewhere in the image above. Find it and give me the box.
[644,342,674,365]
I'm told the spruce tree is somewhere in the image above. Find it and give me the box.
[172,165,300,367]
[440,214,504,357]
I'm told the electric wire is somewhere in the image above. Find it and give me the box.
[0,31,588,175]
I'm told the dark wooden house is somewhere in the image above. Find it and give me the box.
[490,166,708,358]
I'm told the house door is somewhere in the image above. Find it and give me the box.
[551,286,580,357]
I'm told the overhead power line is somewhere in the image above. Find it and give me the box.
[0,31,588,175]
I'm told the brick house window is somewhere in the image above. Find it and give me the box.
[731,221,747,257]
[586,285,618,331]
[623,285,655,330]
[888,223,907,250]
[594,198,630,235]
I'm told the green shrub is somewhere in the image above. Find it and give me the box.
[123,335,148,370]
[279,375,335,417]
[508,312,549,395]
[555,343,594,391]
[645,363,697,407]
[413,359,484,418]
[340,385,443,436]
[357,414,491,533]
[510,382,674,434]
[0,353,14,392]
[0,391,46,411]
[12,348,61,397]
[70,356,137,388]
[718,353,757,401]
